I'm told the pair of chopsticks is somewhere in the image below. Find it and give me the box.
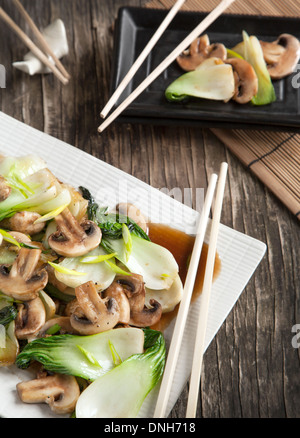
[0,0,70,85]
[98,0,236,132]
[153,162,228,419]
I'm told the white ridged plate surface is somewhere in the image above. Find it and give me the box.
[0,112,266,418]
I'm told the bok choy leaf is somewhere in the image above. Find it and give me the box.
[76,328,166,418]
[165,58,235,102]
[104,234,179,290]
[16,327,145,381]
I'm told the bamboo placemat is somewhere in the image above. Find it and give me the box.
[145,0,300,220]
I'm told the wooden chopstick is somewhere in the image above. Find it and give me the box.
[12,0,70,80]
[98,0,236,133]
[100,0,186,119]
[186,162,228,418]
[0,7,69,85]
[153,172,218,419]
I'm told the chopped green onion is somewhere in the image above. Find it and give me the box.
[0,229,21,248]
[122,224,132,262]
[76,345,102,368]
[48,261,87,277]
[46,323,62,335]
[226,48,244,59]
[104,260,130,276]
[80,253,117,264]
[34,203,69,224]
[108,340,122,366]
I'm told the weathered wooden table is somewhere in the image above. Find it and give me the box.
[0,0,299,418]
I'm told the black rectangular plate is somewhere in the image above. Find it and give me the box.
[110,7,300,132]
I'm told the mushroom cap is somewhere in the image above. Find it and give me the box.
[260,33,300,80]
[116,202,148,234]
[48,208,101,258]
[177,34,227,71]
[15,296,46,340]
[17,373,80,414]
[226,58,258,104]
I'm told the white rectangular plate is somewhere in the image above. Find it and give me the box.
[0,112,266,418]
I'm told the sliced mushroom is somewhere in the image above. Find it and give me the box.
[0,175,11,201]
[8,231,32,245]
[116,203,148,234]
[48,208,102,257]
[70,281,120,335]
[15,296,46,340]
[0,211,46,235]
[260,34,300,80]
[116,274,162,327]
[177,34,227,71]
[103,282,130,324]
[226,58,258,104]
[17,373,80,414]
[0,248,48,301]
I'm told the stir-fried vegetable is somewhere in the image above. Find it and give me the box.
[0,155,73,222]
[0,321,19,366]
[165,57,235,102]
[76,329,165,418]
[0,305,17,326]
[16,327,145,381]
[80,186,149,242]
[53,246,117,290]
[235,31,276,106]
[0,155,176,418]
[104,234,179,290]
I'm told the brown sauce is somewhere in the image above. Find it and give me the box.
[148,223,221,332]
